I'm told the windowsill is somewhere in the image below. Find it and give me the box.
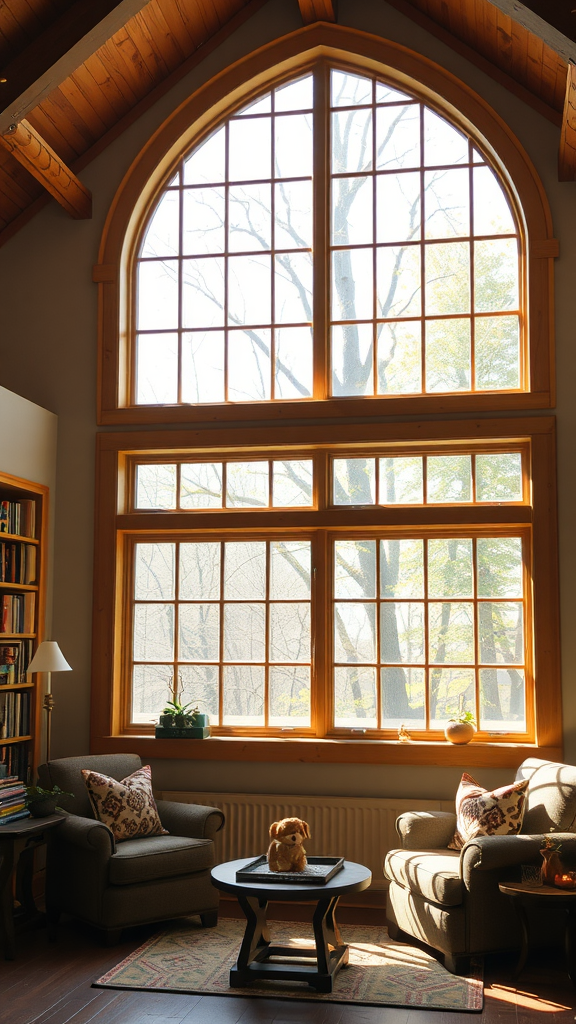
[92,734,562,767]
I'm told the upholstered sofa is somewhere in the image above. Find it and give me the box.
[384,758,576,973]
[38,753,224,943]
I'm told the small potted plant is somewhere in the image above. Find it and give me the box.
[445,697,476,745]
[155,680,210,738]
[25,783,73,818]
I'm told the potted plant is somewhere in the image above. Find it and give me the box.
[155,680,210,738]
[25,783,73,818]
[159,697,199,729]
[445,701,476,745]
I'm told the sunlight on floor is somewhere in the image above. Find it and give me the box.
[486,984,571,1012]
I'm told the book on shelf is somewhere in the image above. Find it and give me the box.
[0,593,36,634]
[0,542,37,585]
[0,499,36,539]
[0,690,31,739]
[0,742,32,783]
[0,640,33,685]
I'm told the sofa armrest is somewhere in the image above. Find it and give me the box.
[55,814,115,856]
[396,811,457,850]
[461,833,576,885]
[156,799,225,840]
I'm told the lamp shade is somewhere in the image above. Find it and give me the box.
[27,641,72,674]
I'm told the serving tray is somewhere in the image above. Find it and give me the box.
[235,855,345,885]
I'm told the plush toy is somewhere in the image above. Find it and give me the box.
[267,816,311,872]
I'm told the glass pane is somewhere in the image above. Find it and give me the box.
[270,602,310,662]
[379,457,423,504]
[275,75,313,112]
[332,324,373,397]
[182,257,225,329]
[229,117,271,181]
[425,242,470,315]
[474,238,518,312]
[381,602,425,663]
[131,664,172,724]
[137,260,178,330]
[332,248,373,321]
[479,602,523,664]
[223,665,264,725]
[480,668,525,731]
[183,187,225,255]
[269,666,310,727]
[425,319,471,392]
[223,604,265,661]
[272,461,313,507]
[136,334,178,405]
[180,463,223,509]
[475,315,520,390]
[183,128,225,185]
[332,175,373,246]
[270,541,311,600]
[134,543,175,600]
[228,254,271,325]
[331,70,372,107]
[428,539,473,598]
[377,321,422,394]
[276,327,313,398]
[136,464,177,509]
[134,604,174,661]
[333,459,376,505]
[332,110,372,173]
[376,106,420,169]
[226,462,269,508]
[428,602,475,663]
[473,166,516,235]
[275,180,312,250]
[377,245,421,318]
[334,540,376,599]
[377,172,420,243]
[228,329,271,402]
[424,169,469,239]
[376,82,412,103]
[334,602,376,662]
[429,668,475,728]
[178,604,220,661]
[477,537,523,598]
[381,539,424,599]
[381,667,425,729]
[224,541,266,599]
[179,664,219,725]
[427,455,472,503]
[334,667,377,728]
[180,542,220,601]
[228,184,271,252]
[476,453,522,502]
[238,95,271,116]
[275,252,313,323]
[424,109,468,166]
[141,191,179,258]
[181,332,225,403]
[276,114,312,177]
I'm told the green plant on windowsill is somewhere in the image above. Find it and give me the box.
[160,698,199,729]
[25,783,73,818]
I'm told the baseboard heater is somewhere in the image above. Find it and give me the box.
[159,791,453,891]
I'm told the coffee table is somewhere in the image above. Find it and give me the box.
[211,857,372,992]
[499,880,576,984]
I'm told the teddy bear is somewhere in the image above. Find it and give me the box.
[266,817,311,872]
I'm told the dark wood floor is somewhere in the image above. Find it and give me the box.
[1,902,575,1024]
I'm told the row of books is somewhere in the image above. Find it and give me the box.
[0,640,34,686]
[0,775,29,825]
[1,592,35,634]
[0,742,32,783]
[0,690,31,738]
[0,542,37,585]
[0,499,36,539]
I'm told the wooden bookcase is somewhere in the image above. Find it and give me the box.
[0,471,47,782]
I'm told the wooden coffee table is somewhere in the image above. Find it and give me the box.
[211,858,372,992]
[499,880,576,984]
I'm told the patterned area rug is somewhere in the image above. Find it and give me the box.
[94,918,483,1011]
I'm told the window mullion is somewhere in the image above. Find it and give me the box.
[313,63,330,399]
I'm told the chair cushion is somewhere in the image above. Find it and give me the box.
[448,772,528,850]
[82,764,168,842]
[517,759,576,834]
[384,848,463,907]
[108,834,214,884]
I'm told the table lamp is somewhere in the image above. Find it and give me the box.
[27,641,72,762]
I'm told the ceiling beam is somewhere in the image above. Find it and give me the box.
[560,63,576,181]
[0,0,153,135]
[485,1,576,63]
[298,1,336,25]
[0,121,91,219]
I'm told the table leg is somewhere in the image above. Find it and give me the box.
[511,899,530,979]
[565,905,576,986]
[0,839,16,960]
[230,895,270,985]
[311,895,348,992]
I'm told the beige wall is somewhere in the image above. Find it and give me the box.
[0,0,573,800]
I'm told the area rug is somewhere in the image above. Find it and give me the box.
[94,918,483,1011]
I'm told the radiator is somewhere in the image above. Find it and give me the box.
[159,791,453,891]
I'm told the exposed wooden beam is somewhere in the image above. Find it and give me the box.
[560,63,576,181]
[298,0,336,25]
[485,1,576,63]
[0,121,91,219]
[0,0,153,135]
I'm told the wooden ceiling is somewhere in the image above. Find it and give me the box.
[0,0,573,247]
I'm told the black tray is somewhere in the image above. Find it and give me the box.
[235,855,345,885]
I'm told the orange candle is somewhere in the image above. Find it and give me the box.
[554,872,576,890]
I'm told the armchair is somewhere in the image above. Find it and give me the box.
[37,754,224,943]
[384,758,576,974]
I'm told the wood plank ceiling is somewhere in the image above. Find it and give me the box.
[0,0,573,247]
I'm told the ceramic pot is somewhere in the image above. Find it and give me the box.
[444,720,475,745]
[541,848,563,886]
[28,796,58,817]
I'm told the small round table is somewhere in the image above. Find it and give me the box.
[211,858,372,993]
[499,880,576,985]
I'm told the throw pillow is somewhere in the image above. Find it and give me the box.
[448,771,528,850]
[81,764,168,842]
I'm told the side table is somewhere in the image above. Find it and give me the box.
[0,813,65,959]
[499,880,576,985]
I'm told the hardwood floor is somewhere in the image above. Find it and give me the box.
[1,903,575,1024]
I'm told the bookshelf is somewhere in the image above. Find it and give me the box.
[0,471,47,783]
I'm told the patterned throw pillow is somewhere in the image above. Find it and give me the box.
[448,772,528,850]
[81,764,168,842]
